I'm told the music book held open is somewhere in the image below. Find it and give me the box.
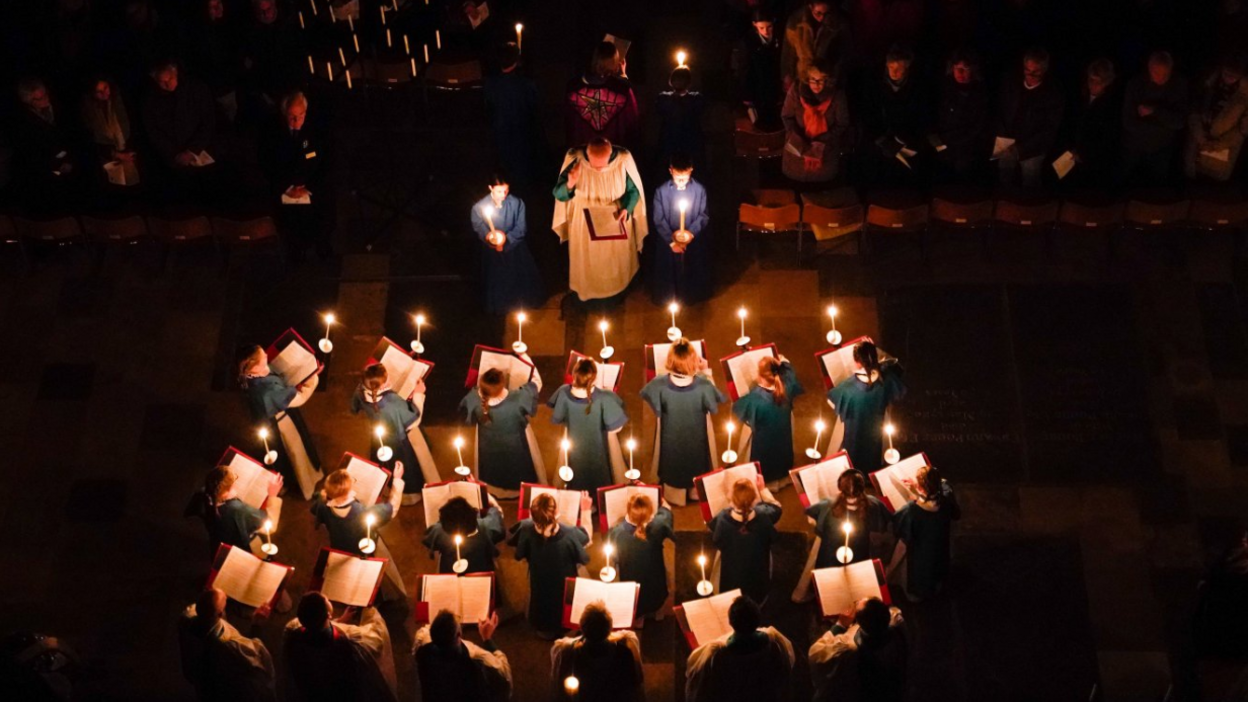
[338,453,391,508]
[694,462,761,522]
[266,328,322,387]
[416,573,494,625]
[422,479,489,526]
[584,206,629,241]
[789,451,854,509]
[310,548,387,607]
[604,33,632,60]
[563,577,640,630]
[465,345,534,390]
[597,483,661,532]
[565,351,623,392]
[519,483,590,531]
[720,344,779,401]
[645,339,708,381]
[674,589,742,649]
[814,337,894,390]
[869,452,931,512]
[813,559,890,618]
[218,447,279,510]
[207,544,292,609]
[368,337,434,400]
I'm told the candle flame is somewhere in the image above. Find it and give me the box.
[815,419,826,432]
[374,424,385,438]
[737,307,747,320]
[515,22,523,32]
[885,423,895,436]
[827,304,838,318]
[517,311,527,323]
[264,519,273,532]
[678,199,689,213]
[697,553,707,566]
[564,677,580,694]
[454,436,465,449]
[483,204,495,218]
[626,437,637,451]
[603,543,614,556]
[414,313,426,326]
[365,513,377,527]
[676,50,687,66]
[598,319,609,332]
[842,521,853,534]
[324,312,336,324]
[258,427,269,439]
[454,534,463,545]
[726,421,735,432]
[561,438,572,451]
[668,301,679,314]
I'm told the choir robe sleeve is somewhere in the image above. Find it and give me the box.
[650,506,675,541]
[619,172,640,215]
[754,501,783,526]
[553,156,578,202]
[509,521,532,559]
[503,198,527,246]
[565,522,592,557]
[481,506,507,544]
[600,390,628,431]
[779,361,804,400]
[458,389,484,425]
[686,182,709,234]
[701,379,728,413]
[349,387,367,416]
[653,186,676,243]
[548,385,572,424]
[639,378,663,414]
[515,381,540,418]
[733,391,762,428]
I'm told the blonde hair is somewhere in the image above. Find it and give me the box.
[666,338,701,377]
[205,465,237,503]
[626,493,655,541]
[323,469,354,500]
[236,345,266,388]
[730,477,758,512]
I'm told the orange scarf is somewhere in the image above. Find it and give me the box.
[801,95,831,139]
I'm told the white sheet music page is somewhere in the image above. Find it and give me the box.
[344,456,387,507]
[228,452,274,509]
[596,362,621,391]
[379,344,421,399]
[529,486,581,526]
[271,340,318,386]
[602,485,659,529]
[701,464,760,518]
[459,576,493,623]
[873,453,927,508]
[422,574,463,617]
[819,346,857,387]
[651,340,706,377]
[423,482,484,525]
[215,546,286,608]
[797,454,853,504]
[682,589,740,645]
[570,578,638,628]
[813,561,883,617]
[478,350,532,390]
[726,347,776,398]
[321,551,384,607]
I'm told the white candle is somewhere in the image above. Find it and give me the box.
[698,552,707,580]
[259,427,271,454]
[678,198,688,231]
[346,70,352,89]
[626,437,636,475]
[339,47,347,66]
[353,34,360,53]
[827,305,839,333]
[726,421,735,453]
[263,519,273,546]
[375,423,386,446]
[483,204,496,231]
[348,16,354,32]
[604,542,613,569]
[814,419,825,450]
[414,313,425,343]
[404,35,410,55]
[668,302,679,328]
[379,6,385,24]
[516,311,526,343]
[435,30,441,50]
[299,11,305,28]
[410,58,417,77]
[362,512,377,549]
[599,319,609,347]
[842,520,853,552]
[454,533,463,561]
[737,307,747,338]
[560,438,570,467]
[515,23,523,53]
[885,423,895,450]
[676,50,687,67]
[386,28,392,47]
[309,0,317,15]
[308,55,315,74]
[454,436,466,467]
[323,312,335,341]
[423,44,430,64]
[326,62,333,81]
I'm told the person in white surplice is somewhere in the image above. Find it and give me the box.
[552,137,648,302]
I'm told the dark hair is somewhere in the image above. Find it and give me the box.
[669,66,692,92]
[1022,47,1050,71]
[832,469,867,520]
[236,345,266,389]
[438,496,480,535]
[750,8,773,23]
[579,601,613,643]
[499,42,521,71]
[669,153,694,173]
[150,57,179,75]
[728,595,762,635]
[430,609,460,647]
[807,58,836,83]
[855,597,891,638]
[572,358,597,415]
[477,368,506,424]
[205,465,236,504]
[853,341,881,377]
[885,44,914,65]
[946,48,980,79]
[530,492,559,530]
[487,172,510,188]
[362,363,388,413]
[590,41,621,77]
[914,464,943,503]
[297,592,331,630]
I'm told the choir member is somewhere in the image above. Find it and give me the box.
[283,592,398,702]
[423,495,507,574]
[469,174,545,316]
[807,469,890,567]
[189,464,283,557]
[549,357,628,491]
[414,610,512,702]
[458,357,545,498]
[1120,51,1188,187]
[639,338,727,505]
[350,363,439,502]
[733,355,803,490]
[655,66,707,175]
[826,340,905,474]
[808,597,907,702]
[608,492,674,624]
[550,601,644,702]
[893,464,960,601]
[309,464,408,597]
[685,595,795,702]
[710,478,782,604]
[1185,51,1248,182]
[650,155,712,306]
[508,492,590,639]
[780,59,851,186]
[238,345,321,500]
[177,588,276,702]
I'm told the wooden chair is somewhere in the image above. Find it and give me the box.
[733,119,786,160]
[82,213,149,247]
[1055,197,1123,259]
[211,214,278,246]
[800,189,864,254]
[930,189,994,255]
[15,214,87,250]
[1187,197,1248,232]
[423,59,484,90]
[737,189,801,251]
[148,212,215,268]
[1123,197,1191,232]
[864,194,929,258]
[0,214,21,261]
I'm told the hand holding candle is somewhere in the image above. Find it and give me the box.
[319,312,335,353]
[598,319,614,359]
[826,304,842,345]
[721,421,738,464]
[512,311,527,354]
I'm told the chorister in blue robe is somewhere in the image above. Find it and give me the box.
[548,385,628,493]
[894,482,961,599]
[206,497,266,552]
[650,178,712,305]
[826,364,906,474]
[423,505,507,574]
[243,373,321,499]
[350,387,429,494]
[470,193,544,316]
[309,496,397,557]
[458,381,541,492]
[640,374,726,493]
[733,361,804,485]
[508,521,590,634]
[609,506,674,617]
[807,496,891,568]
[710,503,782,605]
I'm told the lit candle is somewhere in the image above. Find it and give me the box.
[319,312,335,353]
[346,70,352,89]
[885,423,895,450]
[386,28,392,47]
[564,677,580,696]
[424,44,429,64]
[726,420,734,449]
[259,427,271,455]
[453,436,469,476]
[261,519,278,556]
[598,319,612,359]
[309,0,317,15]
[697,552,707,580]
[454,533,463,561]
[360,512,377,554]
[326,61,333,81]
[678,198,688,231]
[807,418,826,459]
[722,420,737,464]
[737,307,747,338]
[435,30,441,50]
[353,33,360,53]
[676,50,687,68]
[625,437,638,479]
[339,47,347,66]
[308,55,315,74]
[826,304,841,345]
[411,313,426,354]
[668,302,679,329]
[883,423,899,464]
[696,552,713,595]
[299,11,305,28]
[452,533,467,572]
[515,23,524,52]
[379,5,385,24]
[404,35,410,55]
[840,520,853,563]
[375,424,392,462]
[483,204,496,232]
[600,542,616,581]
[348,15,354,32]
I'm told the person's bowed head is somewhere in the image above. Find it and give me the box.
[483,175,511,251]
[567,139,630,224]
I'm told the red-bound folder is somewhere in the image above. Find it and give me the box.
[366,336,435,400]
[869,451,931,512]
[788,450,854,509]
[309,547,387,608]
[206,544,293,610]
[644,339,708,381]
[266,328,324,386]
[337,452,392,507]
[596,482,661,532]
[217,445,279,510]
[413,572,496,625]
[464,344,535,389]
[814,558,892,620]
[564,350,624,392]
[813,335,872,390]
[562,577,640,630]
[719,343,779,401]
[583,207,629,241]
[692,462,761,522]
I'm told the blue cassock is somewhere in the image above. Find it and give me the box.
[470,194,544,316]
[650,178,711,304]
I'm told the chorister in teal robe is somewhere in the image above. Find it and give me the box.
[807,496,891,568]
[458,381,541,491]
[608,506,674,617]
[826,363,906,473]
[350,387,426,494]
[548,385,628,493]
[710,503,782,605]
[733,361,804,484]
[508,521,590,634]
[243,373,321,496]
[423,505,507,574]
[640,374,726,489]
[893,482,961,599]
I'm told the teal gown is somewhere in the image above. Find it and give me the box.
[548,385,628,493]
[608,506,674,616]
[893,483,961,599]
[808,496,890,568]
[349,387,426,494]
[826,364,906,473]
[508,521,590,633]
[458,382,540,491]
[243,373,321,481]
[640,375,727,489]
[733,361,804,484]
[711,503,782,604]
[423,505,507,574]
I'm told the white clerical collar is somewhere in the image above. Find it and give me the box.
[488,389,508,406]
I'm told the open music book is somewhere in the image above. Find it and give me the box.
[207,544,292,609]
[563,577,640,630]
[369,337,434,400]
[789,451,854,509]
[218,447,279,510]
[814,337,894,390]
[465,345,534,390]
[645,339,708,381]
[720,344,778,401]
[311,548,387,607]
[813,559,890,618]
[422,479,489,526]
[675,589,742,648]
[416,573,494,625]
[869,452,930,512]
[597,483,661,532]
[565,351,623,392]
[338,453,391,507]
[694,462,761,522]
[604,34,632,60]
[584,206,629,241]
[519,483,590,530]
[267,328,322,387]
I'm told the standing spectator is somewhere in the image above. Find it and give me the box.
[781,0,850,90]
[190,0,243,124]
[550,602,644,702]
[12,78,83,212]
[930,49,990,183]
[565,42,640,149]
[994,47,1065,187]
[284,592,399,702]
[1120,51,1189,186]
[893,464,961,601]
[1059,59,1119,188]
[780,59,851,187]
[262,92,334,260]
[809,597,907,702]
[655,66,707,176]
[685,595,795,702]
[1185,51,1248,181]
[79,76,137,174]
[413,610,512,702]
[735,9,784,130]
[484,43,544,186]
[140,59,222,204]
[859,45,928,188]
[177,588,276,702]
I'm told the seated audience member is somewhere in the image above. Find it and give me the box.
[1058,58,1118,188]
[79,76,137,172]
[1185,50,1248,182]
[735,9,784,130]
[414,610,511,702]
[994,47,1065,187]
[685,595,795,702]
[484,42,543,185]
[860,44,927,187]
[13,78,83,212]
[781,0,850,90]
[550,601,644,702]
[283,592,398,702]
[177,588,276,702]
[808,597,907,702]
[1120,51,1188,187]
[262,91,333,260]
[931,48,990,182]
[780,59,850,186]
[566,41,641,149]
[190,0,243,124]
[656,66,707,175]
[140,59,221,201]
